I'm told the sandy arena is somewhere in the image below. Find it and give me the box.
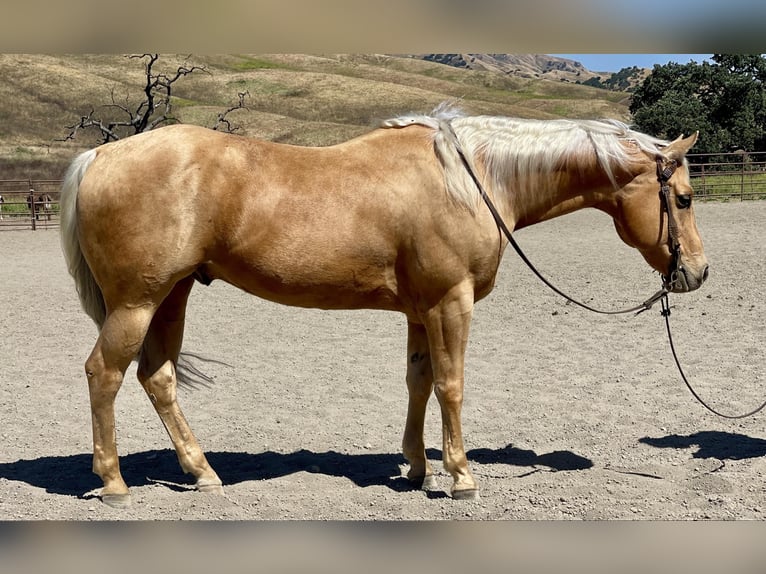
[0,201,764,520]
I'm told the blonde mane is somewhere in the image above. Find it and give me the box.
[381,104,670,212]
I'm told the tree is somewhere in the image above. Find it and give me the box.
[707,54,766,151]
[579,66,645,92]
[61,54,248,144]
[211,89,251,133]
[603,66,644,92]
[629,55,766,154]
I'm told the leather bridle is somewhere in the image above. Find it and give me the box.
[656,157,684,293]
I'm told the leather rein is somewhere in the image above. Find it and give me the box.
[444,122,766,419]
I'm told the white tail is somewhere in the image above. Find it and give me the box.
[59,149,106,329]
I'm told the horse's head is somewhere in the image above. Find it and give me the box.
[611,133,708,293]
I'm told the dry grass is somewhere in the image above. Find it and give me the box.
[0,53,631,179]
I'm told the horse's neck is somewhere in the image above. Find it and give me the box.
[502,153,641,231]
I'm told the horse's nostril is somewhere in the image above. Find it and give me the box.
[702,265,710,282]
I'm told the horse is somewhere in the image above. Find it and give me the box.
[27,192,53,221]
[59,104,708,508]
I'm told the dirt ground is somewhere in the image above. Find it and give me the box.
[0,201,764,521]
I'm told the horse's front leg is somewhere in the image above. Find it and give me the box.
[402,321,436,490]
[423,283,479,500]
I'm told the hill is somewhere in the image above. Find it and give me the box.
[0,53,633,180]
[421,53,593,81]
[418,54,649,90]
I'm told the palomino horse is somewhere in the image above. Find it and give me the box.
[60,105,708,508]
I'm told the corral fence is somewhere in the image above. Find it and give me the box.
[1,151,764,231]
[687,151,766,201]
[0,180,61,231]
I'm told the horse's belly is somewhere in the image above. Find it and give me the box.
[203,258,401,311]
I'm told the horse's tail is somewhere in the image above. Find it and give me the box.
[60,148,106,329]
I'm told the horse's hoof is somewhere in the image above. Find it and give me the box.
[408,474,438,491]
[452,488,480,501]
[420,474,438,491]
[197,479,224,495]
[101,493,132,509]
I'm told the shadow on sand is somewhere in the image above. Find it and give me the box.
[18,432,760,499]
[0,442,593,499]
[640,430,766,461]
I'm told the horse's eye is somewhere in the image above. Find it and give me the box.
[676,194,692,209]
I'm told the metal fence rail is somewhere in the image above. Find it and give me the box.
[687,151,766,201]
[0,180,61,230]
[1,151,764,231]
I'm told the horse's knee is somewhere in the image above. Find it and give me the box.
[433,378,463,407]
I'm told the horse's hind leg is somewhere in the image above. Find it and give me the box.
[86,305,155,508]
[402,321,437,490]
[136,277,223,495]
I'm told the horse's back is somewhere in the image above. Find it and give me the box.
[75,123,501,312]
[77,125,432,307]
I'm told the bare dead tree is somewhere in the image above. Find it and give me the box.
[59,54,246,144]
[211,90,250,133]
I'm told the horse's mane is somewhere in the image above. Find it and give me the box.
[381,103,670,212]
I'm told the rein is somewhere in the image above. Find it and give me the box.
[660,297,766,419]
[443,121,766,419]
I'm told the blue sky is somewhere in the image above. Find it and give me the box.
[550,54,713,73]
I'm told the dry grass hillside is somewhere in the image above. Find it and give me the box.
[0,53,631,180]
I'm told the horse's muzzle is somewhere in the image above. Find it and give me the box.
[668,263,709,293]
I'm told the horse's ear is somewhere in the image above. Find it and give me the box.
[663,131,698,160]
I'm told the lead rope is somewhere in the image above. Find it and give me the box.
[443,121,765,419]
[660,295,766,419]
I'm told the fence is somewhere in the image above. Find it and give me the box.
[0,180,61,230]
[1,151,764,231]
[687,151,766,201]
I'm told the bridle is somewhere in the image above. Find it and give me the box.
[656,157,684,294]
[444,121,766,419]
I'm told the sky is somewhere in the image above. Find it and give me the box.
[550,54,713,73]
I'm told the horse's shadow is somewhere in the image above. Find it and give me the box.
[640,430,766,460]
[5,431,761,499]
[0,443,593,499]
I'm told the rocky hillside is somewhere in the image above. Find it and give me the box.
[418,54,648,90]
